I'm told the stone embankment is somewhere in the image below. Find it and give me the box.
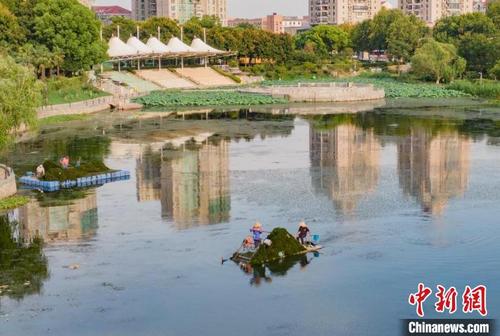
[0,165,16,200]
[243,82,385,102]
[37,96,114,118]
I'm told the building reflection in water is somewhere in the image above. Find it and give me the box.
[309,123,380,216]
[135,138,231,228]
[398,128,470,215]
[15,191,98,243]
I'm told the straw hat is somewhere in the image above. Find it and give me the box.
[299,221,307,228]
[253,221,262,228]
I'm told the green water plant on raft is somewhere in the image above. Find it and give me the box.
[39,160,111,181]
[249,228,306,266]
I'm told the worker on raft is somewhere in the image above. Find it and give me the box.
[296,220,310,245]
[250,221,264,248]
[59,156,70,169]
[242,235,254,250]
[35,164,45,178]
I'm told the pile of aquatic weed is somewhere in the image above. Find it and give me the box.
[40,160,111,181]
[250,228,306,266]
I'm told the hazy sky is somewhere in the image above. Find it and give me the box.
[93,0,309,17]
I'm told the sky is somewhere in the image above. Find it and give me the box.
[93,0,309,17]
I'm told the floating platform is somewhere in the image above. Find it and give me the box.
[19,170,130,192]
[231,243,322,264]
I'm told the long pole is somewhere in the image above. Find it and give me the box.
[180,26,184,69]
[117,26,121,72]
[157,26,161,70]
[100,27,104,73]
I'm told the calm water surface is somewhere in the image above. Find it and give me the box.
[1,105,500,336]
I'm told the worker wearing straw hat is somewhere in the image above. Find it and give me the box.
[250,221,264,248]
[296,220,310,245]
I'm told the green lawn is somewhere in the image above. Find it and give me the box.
[39,114,91,126]
[44,77,110,105]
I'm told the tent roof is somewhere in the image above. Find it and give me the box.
[127,36,153,55]
[108,36,138,58]
[167,37,197,53]
[190,38,224,54]
[146,36,171,54]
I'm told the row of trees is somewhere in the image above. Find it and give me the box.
[0,0,106,75]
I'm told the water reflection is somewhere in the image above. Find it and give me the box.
[237,254,316,287]
[0,215,48,300]
[309,123,380,216]
[15,191,98,243]
[398,128,470,215]
[161,139,231,228]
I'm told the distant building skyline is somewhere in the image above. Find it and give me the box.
[309,0,382,25]
[399,0,474,25]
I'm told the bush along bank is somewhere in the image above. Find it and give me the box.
[133,90,287,107]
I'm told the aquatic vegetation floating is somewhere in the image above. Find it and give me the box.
[40,160,111,182]
[237,228,307,266]
[134,90,288,107]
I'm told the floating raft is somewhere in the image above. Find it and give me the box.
[231,243,323,264]
[19,170,130,192]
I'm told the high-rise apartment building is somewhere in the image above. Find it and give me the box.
[133,0,227,25]
[399,0,474,26]
[132,0,158,20]
[309,0,381,25]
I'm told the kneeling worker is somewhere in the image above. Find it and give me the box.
[297,220,310,245]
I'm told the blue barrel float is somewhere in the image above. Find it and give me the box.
[19,170,130,192]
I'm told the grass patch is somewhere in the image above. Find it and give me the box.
[448,80,500,99]
[39,114,90,126]
[0,195,30,211]
[44,77,110,105]
[211,66,242,83]
[134,90,287,107]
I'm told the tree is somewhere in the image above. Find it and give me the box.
[433,13,497,44]
[0,54,42,144]
[32,0,106,74]
[0,2,24,47]
[140,17,180,42]
[411,39,466,84]
[295,25,350,56]
[486,0,500,26]
[351,20,372,52]
[369,9,405,50]
[387,15,429,63]
[458,32,500,74]
[433,13,498,73]
[490,60,500,79]
[102,16,137,41]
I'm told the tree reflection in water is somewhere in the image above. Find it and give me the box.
[0,215,48,300]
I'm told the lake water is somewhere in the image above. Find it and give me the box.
[1,103,500,336]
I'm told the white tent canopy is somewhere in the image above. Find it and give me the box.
[146,37,171,54]
[191,38,224,54]
[127,36,153,56]
[167,37,197,54]
[108,36,139,59]
[106,35,231,62]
